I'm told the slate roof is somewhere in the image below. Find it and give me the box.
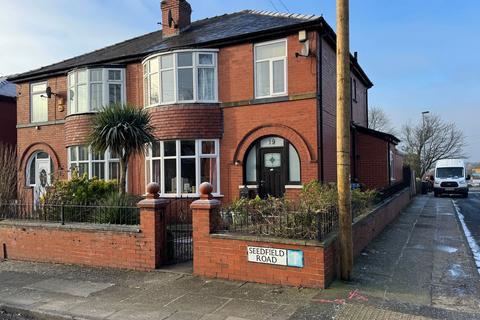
[9,10,322,82]
[0,77,16,98]
[9,9,371,87]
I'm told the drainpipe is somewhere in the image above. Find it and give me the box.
[388,142,391,186]
[316,28,325,183]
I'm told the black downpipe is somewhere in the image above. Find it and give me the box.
[387,143,391,186]
[352,128,357,181]
[316,29,325,183]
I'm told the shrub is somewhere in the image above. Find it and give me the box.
[41,170,118,205]
[219,180,377,240]
[93,193,141,225]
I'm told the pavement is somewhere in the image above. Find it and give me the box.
[0,194,479,320]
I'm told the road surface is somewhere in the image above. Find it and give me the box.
[451,187,480,274]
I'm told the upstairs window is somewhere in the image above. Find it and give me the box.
[30,82,48,123]
[143,50,218,107]
[254,39,287,98]
[68,68,125,115]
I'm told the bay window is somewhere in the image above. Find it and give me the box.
[68,146,120,180]
[146,139,220,196]
[254,39,287,98]
[143,50,218,107]
[68,68,125,114]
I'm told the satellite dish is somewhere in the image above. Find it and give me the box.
[300,40,310,57]
[46,86,52,99]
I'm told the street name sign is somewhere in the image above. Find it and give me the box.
[247,246,304,268]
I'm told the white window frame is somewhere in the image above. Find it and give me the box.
[67,145,120,181]
[145,139,221,197]
[67,68,126,115]
[30,82,48,123]
[254,38,288,99]
[142,49,219,108]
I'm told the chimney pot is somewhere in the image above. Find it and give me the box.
[161,0,192,38]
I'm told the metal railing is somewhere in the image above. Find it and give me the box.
[0,201,140,226]
[211,206,338,241]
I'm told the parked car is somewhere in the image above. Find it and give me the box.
[470,173,480,187]
[433,159,469,198]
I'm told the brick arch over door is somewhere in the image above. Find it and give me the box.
[233,124,316,165]
[19,142,62,175]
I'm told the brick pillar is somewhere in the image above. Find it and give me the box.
[191,182,220,274]
[137,182,168,268]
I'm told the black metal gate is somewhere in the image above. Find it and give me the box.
[164,198,194,264]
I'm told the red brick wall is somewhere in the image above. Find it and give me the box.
[64,114,95,147]
[148,105,222,140]
[221,99,318,203]
[0,97,16,146]
[351,74,368,127]
[320,38,370,183]
[219,32,317,103]
[192,200,329,288]
[192,188,410,289]
[161,0,192,37]
[351,188,410,257]
[355,131,389,190]
[0,202,164,270]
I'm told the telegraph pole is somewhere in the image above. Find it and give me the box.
[336,0,353,280]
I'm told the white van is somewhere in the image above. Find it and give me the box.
[433,159,470,198]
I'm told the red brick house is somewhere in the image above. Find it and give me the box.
[9,0,402,204]
[0,77,17,146]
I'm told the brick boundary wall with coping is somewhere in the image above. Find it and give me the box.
[0,183,167,270]
[192,184,412,288]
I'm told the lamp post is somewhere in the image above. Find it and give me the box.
[421,111,430,177]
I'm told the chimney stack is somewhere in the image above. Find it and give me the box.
[161,0,192,38]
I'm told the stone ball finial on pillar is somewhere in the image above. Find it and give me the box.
[146,182,160,199]
[198,182,213,200]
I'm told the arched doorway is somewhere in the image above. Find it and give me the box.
[244,136,301,198]
[26,151,53,205]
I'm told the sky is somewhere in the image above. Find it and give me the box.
[0,0,479,160]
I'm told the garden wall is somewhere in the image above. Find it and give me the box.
[192,186,411,289]
[0,196,167,270]
[352,187,411,257]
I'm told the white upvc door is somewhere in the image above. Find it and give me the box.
[33,159,51,208]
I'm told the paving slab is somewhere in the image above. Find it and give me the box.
[26,278,114,298]
[1,195,480,320]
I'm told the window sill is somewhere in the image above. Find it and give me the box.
[285,185,303,189]
[144,101,220,109]
[17,120,66,129]
[238,185,258,189]
[65,111,97,119]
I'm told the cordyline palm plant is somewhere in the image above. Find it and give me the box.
[89,104,155,194]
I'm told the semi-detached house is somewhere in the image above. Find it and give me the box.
[9,0,403,205]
